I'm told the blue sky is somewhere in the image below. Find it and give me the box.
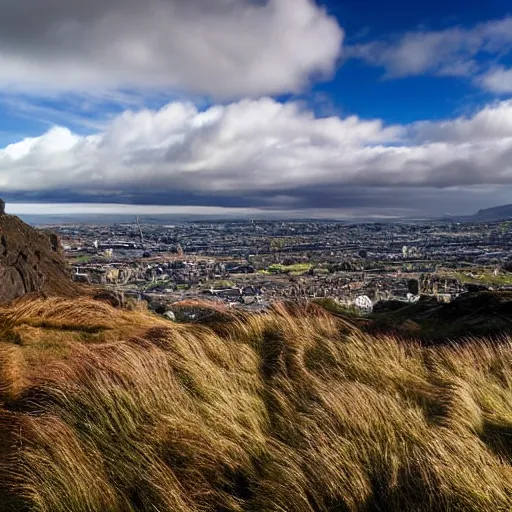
[1,0,512,218]
[312,0,512,122]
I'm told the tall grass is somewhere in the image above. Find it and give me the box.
[2,297,512,510]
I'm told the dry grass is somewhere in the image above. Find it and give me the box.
[2,298,512,510]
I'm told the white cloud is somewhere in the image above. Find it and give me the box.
[347,17,512,82]
[411,101,512,142]
[2,98,512,204]
[0,0,343,99]
[479,67,512,94]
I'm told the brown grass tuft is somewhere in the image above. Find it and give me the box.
[1,298,512,510]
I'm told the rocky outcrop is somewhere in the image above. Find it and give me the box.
[0,203,77,303]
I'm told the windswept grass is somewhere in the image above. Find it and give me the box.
[2,297,512,510]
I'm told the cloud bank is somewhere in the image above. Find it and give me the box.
[0,0,343,99]
[2,98,512,215]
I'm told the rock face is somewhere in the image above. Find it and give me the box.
[0,206,76,303]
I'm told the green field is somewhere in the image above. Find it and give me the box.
[451,269,512,287]
[73,255,92,264]
[267,263,312,275]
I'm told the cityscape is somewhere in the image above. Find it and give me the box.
[44,217,512,314]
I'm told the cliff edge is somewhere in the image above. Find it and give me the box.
[0,199,77,303]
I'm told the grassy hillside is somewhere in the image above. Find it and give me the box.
[366,292,512,343]
[2,297,512,510]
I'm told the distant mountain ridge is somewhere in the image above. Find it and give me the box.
[473,204,512,221]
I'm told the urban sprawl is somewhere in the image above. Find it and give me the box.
[46,219,512,314]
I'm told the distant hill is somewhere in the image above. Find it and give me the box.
[473,204,512,221]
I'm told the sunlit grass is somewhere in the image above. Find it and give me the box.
[267,263,312,275]
[1,297,512,510]
[448,268,512,286]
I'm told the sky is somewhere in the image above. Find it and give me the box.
[1,0,512,219]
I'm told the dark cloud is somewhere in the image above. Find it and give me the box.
[3,184,512,219]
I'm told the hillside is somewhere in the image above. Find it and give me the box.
[0,205,78,303]
[368,292,512,342]
[473,204,512,221]
[3,297,512,510]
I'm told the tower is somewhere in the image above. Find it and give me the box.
[136,217,145,247]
